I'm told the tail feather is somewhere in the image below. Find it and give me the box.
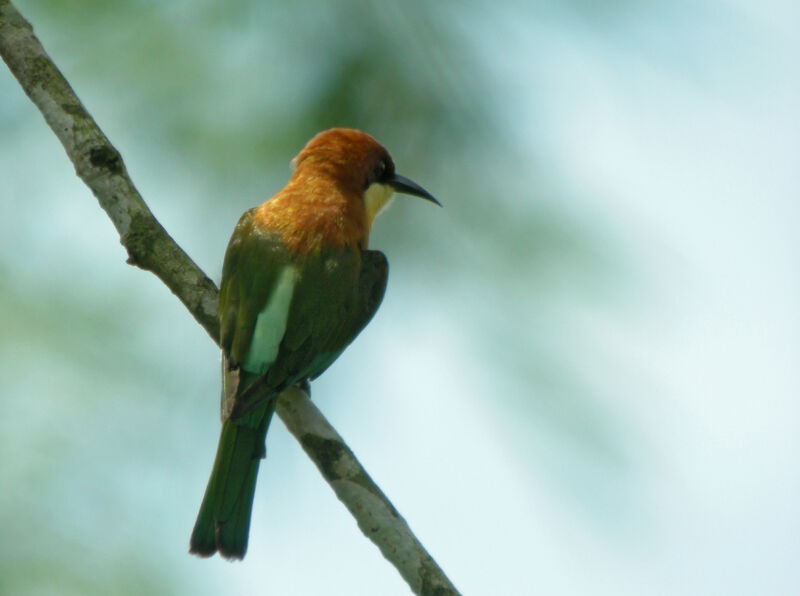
[216,461,259,559]
[190,403,274,560]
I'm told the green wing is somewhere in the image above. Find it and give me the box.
[219,209,292,374]
[263,249,387,386]
[230,248,388,417]
[219,208,389,415]
[306,250,389,381]
[192,209,388,558]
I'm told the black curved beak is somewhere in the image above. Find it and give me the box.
[387,174,441,206]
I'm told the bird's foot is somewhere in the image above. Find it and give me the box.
[294,378,311,397]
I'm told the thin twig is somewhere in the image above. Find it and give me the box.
[0,2,459,594]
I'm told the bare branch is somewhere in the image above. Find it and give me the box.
[0,2,459,594]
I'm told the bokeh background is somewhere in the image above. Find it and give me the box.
[1,0,798,594]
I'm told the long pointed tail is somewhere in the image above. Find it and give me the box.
[190,404,274,559]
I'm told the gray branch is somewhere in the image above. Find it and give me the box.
[0,2,459,594]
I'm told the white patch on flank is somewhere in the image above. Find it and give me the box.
[243,266,298,373]
[364,182,395,225]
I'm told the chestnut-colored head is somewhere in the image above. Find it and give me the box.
[257,128,438,253]
[293,128,439,218]
[292,128,393,194]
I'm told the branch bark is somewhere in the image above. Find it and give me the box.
[0,2,458,594]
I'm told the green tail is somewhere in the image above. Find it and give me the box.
[190,401,274,559]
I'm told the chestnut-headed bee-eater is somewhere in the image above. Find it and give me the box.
[189,128,439,560]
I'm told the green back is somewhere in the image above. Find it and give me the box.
[218,209,389,420]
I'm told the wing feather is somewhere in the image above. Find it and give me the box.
[220,210,389,418]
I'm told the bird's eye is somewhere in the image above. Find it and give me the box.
[366,160,388,189]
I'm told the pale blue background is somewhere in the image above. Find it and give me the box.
[1,1,797,594]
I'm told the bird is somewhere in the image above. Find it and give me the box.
[189,128,440,560]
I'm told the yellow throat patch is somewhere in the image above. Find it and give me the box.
[364,183,395,228]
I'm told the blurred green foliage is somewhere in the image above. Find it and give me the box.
[0,0,642,593]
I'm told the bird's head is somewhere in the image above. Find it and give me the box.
[291,128,440,226]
